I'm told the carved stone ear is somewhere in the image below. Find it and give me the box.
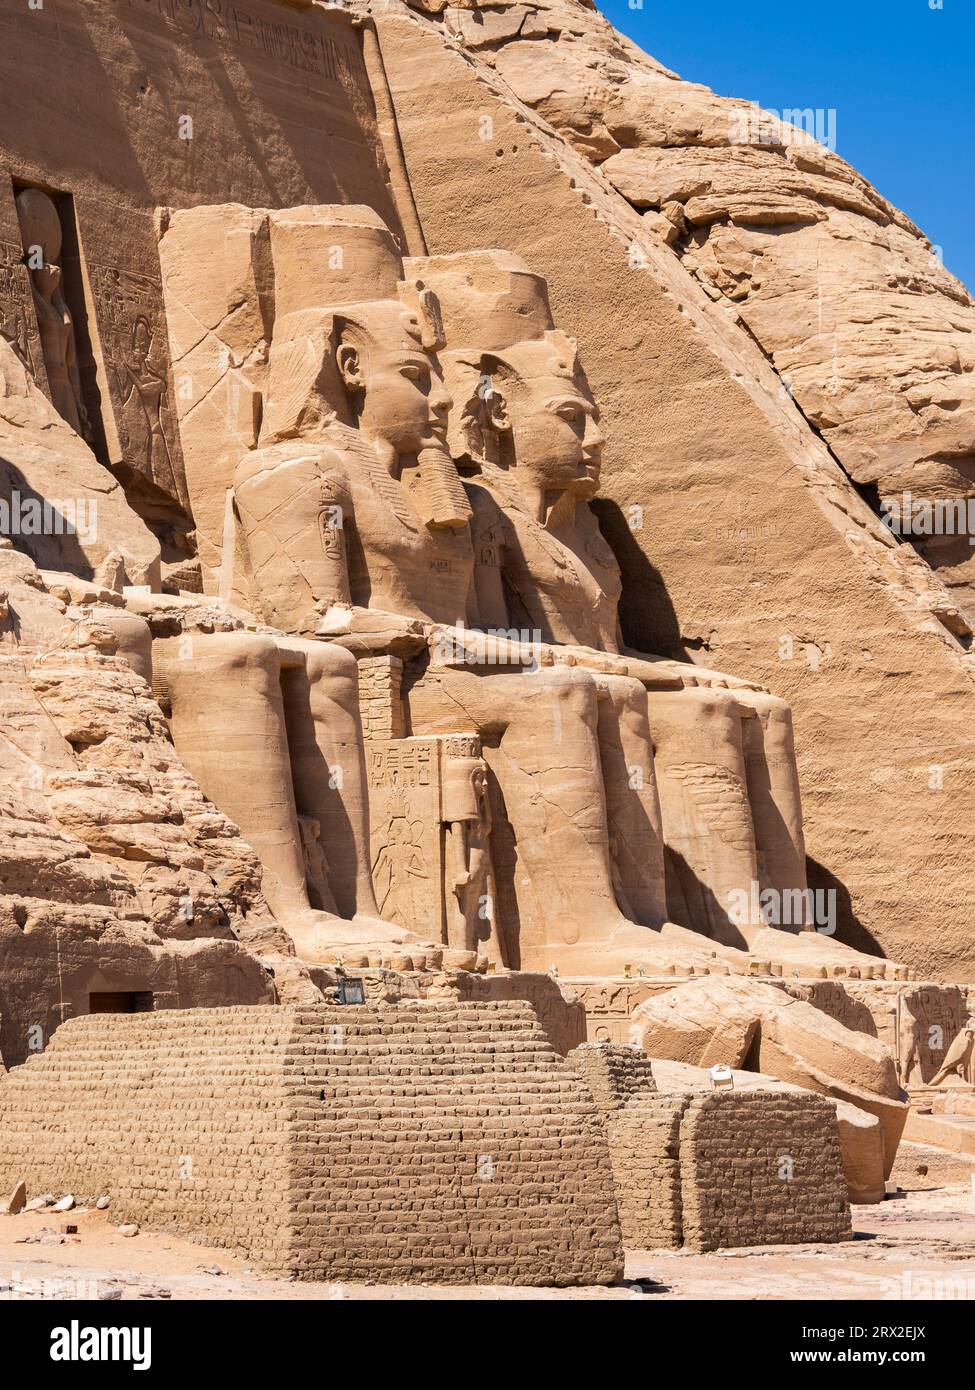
[484,387,509,434]
[479,356,512,434]
[335,341,361,387]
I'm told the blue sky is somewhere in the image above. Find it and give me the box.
[597,0,974,291]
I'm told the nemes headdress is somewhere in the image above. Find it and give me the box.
[406,249,583,466]
[261,206,469,529]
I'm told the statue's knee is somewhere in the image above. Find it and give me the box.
[739,689,790,720]
[157,631,279,691]
[212,631,280,672]
[671,685,739,724]
[96,610,152,685]
[599,673,647,715]
[304,641,358,683]
[540,666,599,722]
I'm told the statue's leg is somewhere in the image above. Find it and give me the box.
[279,638,387,925]
[736,691,807,902]
[730,690,893,971]
[155,633,416,961]
[654,684,901,976]
[647,685,760,947]
[408,663,676,969]
[596,674,668,927]
[88,609,154,686]
[154,632,312,924]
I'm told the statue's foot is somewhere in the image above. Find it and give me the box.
[344,912,415,944]
[522,911,912,982]
[285,908,411,957]
[284,910,445,971]
[747,926,911,980]
[526,917,742,978]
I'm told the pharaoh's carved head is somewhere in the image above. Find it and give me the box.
[443,755,492,824]
[333,301,452,458]
[16,187,62,265]
[447,331,604,500]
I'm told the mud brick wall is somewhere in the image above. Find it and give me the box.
[609,1093,687,1250]
[285,1001,622,1284]
[0,1007,297,1269]
[455,972,588,1056]
[593,1083,852,1252]
[566,1041,658,1114]
[678,1091,852,1251]
[0,1001,624,1285]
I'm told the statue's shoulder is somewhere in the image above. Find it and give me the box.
[233,433,352,494]
[464,473,510,541]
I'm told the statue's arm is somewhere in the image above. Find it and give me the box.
[467,484,509,632]
[233,442,354,634]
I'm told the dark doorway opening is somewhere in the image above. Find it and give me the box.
[88,991,155,1014]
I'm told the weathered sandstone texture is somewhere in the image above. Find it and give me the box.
[413,0,975,613]
[0,539,274,1065]
[0,0,973,1277]
[0,339,160,586]
[0,1002,624,1284]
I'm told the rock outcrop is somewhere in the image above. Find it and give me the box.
[0,338,160,585]
[0,541,274,1065]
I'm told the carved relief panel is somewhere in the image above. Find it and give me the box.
[368,736,444,941]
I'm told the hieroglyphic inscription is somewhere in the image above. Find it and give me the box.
[569,980,667,1043]
[443,733,480,760]
[0,239,41,381]
[794,981,881,1041]
[358,655,405,741]
[87,261,186,504]
[116,0,361,86]
[368,737,443,940]
[368,739,434,792]
[897,984,967,1086]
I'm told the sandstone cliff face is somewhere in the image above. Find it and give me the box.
[415,0,975,617]
[1,0,973,999]
[0,340,161,586]
[0,545,267,932]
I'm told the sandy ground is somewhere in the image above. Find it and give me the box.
[2,1162,974,1302]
